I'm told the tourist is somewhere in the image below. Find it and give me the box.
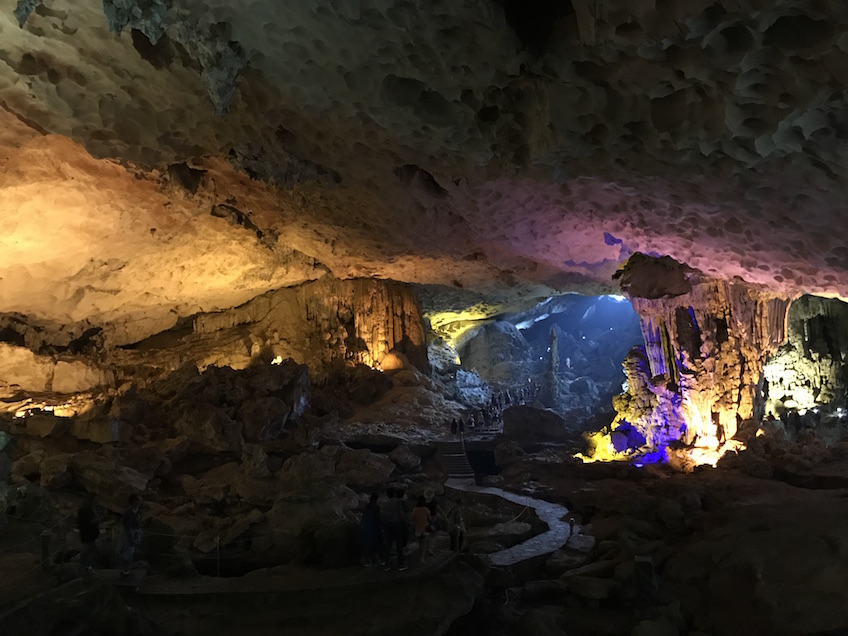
[360,492,384,567]
[446,497,466,553]
[77,497,101,574]
[450,418,458,435]
[458,418,465,438]
[411,495,431,563]
[424,490,440,557]
[381,488,408,571]
[118,493,143,577]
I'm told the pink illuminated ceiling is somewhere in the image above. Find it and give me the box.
[1,1,847,343]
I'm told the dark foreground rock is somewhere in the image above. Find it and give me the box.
[0,579,161,635]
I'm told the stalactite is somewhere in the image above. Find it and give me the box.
[616,256,795,455]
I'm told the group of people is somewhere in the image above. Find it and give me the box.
[359,488,465,571]
[75,493,144,577]
[449,383,540,436]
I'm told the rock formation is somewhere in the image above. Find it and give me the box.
[593,254,793,461]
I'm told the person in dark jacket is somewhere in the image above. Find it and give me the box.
[381,488,408,571]
[360,492,384,566]
[77,498,100,573]
[118,493,142,576]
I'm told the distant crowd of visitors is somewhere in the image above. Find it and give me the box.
[449,383,539,436]
[359,487,465,571]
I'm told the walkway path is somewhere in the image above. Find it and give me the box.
[445,478,573,567]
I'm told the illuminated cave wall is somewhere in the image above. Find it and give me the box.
[190,277,429,372]
[612,255,792,453]
[763,295,848,413]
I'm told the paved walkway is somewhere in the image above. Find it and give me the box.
[445,479,573,567]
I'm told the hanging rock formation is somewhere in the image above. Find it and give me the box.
[607,254,792,458]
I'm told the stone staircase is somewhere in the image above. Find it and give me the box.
[436,439,475,481]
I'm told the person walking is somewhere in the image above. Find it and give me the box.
[411,496,431,564]
[446,498,466,553]
[360,492,384,566]
[77,497,101,574]
[381,488,408,571]
[118,493,143,577]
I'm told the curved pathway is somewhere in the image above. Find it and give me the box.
[445,478,574,566]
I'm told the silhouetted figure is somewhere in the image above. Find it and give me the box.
[411,496,431,563]
[118,494,142,577]
[446,499,465,553]
[450,418,458,435]
[381,488,408,571]
[360,492,384,567]
[77,498,100,573]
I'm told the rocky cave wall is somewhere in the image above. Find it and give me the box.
[763,295,848,413]
[191,276,429,372]
[0,276,428,414]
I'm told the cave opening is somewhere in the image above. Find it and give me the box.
[452,294,642,424]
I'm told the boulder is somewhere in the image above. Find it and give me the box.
[560,559,617,579]
[52,360,113,393]
[264,479,359,563]
[241,443,271,478]
[515,608,567,636]
[170,401,243,452]
[494,441,526,468]
[11,453,41,481]
[335,448,395,489]
[25,414,70,438]
[39,454,74,489]
[522,580,569,602]
[388,444,421,472]
[502,406,574,442]
[565,575,621,600]
[70,451,149,511]
[238,396,292,442]
[277,446,339,491]
[566,533,597,554]
[545,549,589,576]
[194,508,264,553]
[69,418,132,444]
[0,578,158,634]
[467,521,533,548]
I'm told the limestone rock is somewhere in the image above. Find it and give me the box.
[277,446,339,491]
[565,533,597,555]
[25,414,70,438]
[335,448,395,489]
[515,608,567,636]
[170,401,243,453]
[237,396,292,442]
[11,453,41,481]
[545,549,589,576]
[388,444,421,472]
[468,521,533,548]
[565,575,621,600]
[69,418,132,444]
[502,406,574,443]
[241,443,271,478]
[39,454,73,489]
[71,451,149,512]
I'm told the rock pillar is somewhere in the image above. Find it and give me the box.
[614,254,792,449]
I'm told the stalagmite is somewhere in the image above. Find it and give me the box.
[607,254,794,459]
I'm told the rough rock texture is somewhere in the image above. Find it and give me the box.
[2,2,848,344]
[605,255,792,458]
[763,295,848,412]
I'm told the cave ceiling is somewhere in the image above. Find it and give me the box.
[2,0,848,345]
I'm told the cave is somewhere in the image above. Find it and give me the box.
[3,2,848,635]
